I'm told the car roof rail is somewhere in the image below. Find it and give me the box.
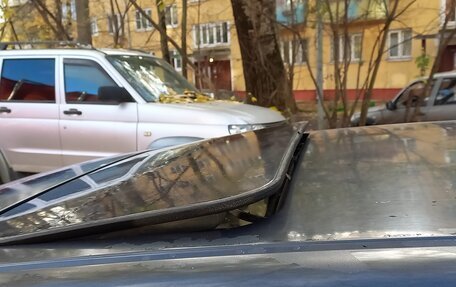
[0,41,95,50]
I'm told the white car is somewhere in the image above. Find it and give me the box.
[0,48,284,183]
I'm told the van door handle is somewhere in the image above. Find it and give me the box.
[63,108,82,115]
[0,107,11,114]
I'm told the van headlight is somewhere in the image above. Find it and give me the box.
[228,124,265,134]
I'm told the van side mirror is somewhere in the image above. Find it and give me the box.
[386,101,396,111]
[98,86,133,103]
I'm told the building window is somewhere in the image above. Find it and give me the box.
[193,22,230,47]
[90,18,98,36]
[170,51,182,72]
[284,0,305,10]
[61,0,76,21]
[388,29,412,59]
[331,33,363,62]
[165,4,178,27]
[443,0,456,24]
[108,14,123,34]
[281,39,308,64]
[352,34,362,61]
[135,9,153,31]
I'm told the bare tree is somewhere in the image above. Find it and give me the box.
[278,0,417,127]
[409,0,456,121]
[29,0,72,40]
[231,0,297,114]
[358,0,416,127]
[129,0,196,70]
[75,0,92,44]
[156,0,170,63]
[107,0,133,47]
[181,0,188,78]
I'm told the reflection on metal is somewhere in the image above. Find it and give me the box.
[0,123,306,244]
[279,122,456,241]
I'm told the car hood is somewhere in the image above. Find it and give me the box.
[139,101,285,125]
[0,122,306,245]
[353,106,384,118]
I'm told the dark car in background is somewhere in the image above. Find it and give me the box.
[351,71,456,125]
[0,121,456,286]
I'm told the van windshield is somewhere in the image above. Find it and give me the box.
[106,55,197,102]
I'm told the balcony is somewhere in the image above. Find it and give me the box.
[324,0,387,24]
[276,0,307,25]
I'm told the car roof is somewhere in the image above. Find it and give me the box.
[0,121,455,246]
[0,122,455,285]
[0,48,155,58]
[413,70,456,81]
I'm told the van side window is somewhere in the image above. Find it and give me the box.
[64,59,119,103]
[0,59,55,102]
[397,81,430,107]
[435,78,456,105]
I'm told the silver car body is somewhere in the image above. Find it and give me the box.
[352,70,456,125]
[0,121,456,286]
[0,49,284,175]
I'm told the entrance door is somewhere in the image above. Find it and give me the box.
[439,45,456,72]
[196,60,231,91]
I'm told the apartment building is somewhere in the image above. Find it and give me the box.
[88,0,241,93]
[1,0,451,101]
[277,0,442,101]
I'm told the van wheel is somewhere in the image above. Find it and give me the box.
[0,152,14,185]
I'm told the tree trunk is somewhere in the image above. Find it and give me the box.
[230,0,297,114]
[157,0,170,63]
[75,0,92,45]
[181,0,188,78]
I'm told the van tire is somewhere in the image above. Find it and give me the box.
[0,152,14,185]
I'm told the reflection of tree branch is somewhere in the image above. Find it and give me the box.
[188,156,225,197]
[146,151,205,206]
[202,149,229,178]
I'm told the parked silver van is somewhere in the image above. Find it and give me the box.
[0,47,284,183]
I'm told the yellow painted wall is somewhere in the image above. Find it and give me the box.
[287,0,441,94]
[89,0,245,90]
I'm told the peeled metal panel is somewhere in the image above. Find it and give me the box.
[0,123,306,244]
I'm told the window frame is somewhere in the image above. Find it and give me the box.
[108,14,123,35]
[170,50,183,72]
[330,33,363,63]
[394,80,432,108]
[193,22,230,48]
[281,38,308,65]
[62,58,122,105]
[434,77,456,106]
[165,4,178,28]
[0,57,57,103]
[135,8,153,31]
[441,0,456,28]
[387,29,413,60]
[90,17,99,36]
[61,0,77,22]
